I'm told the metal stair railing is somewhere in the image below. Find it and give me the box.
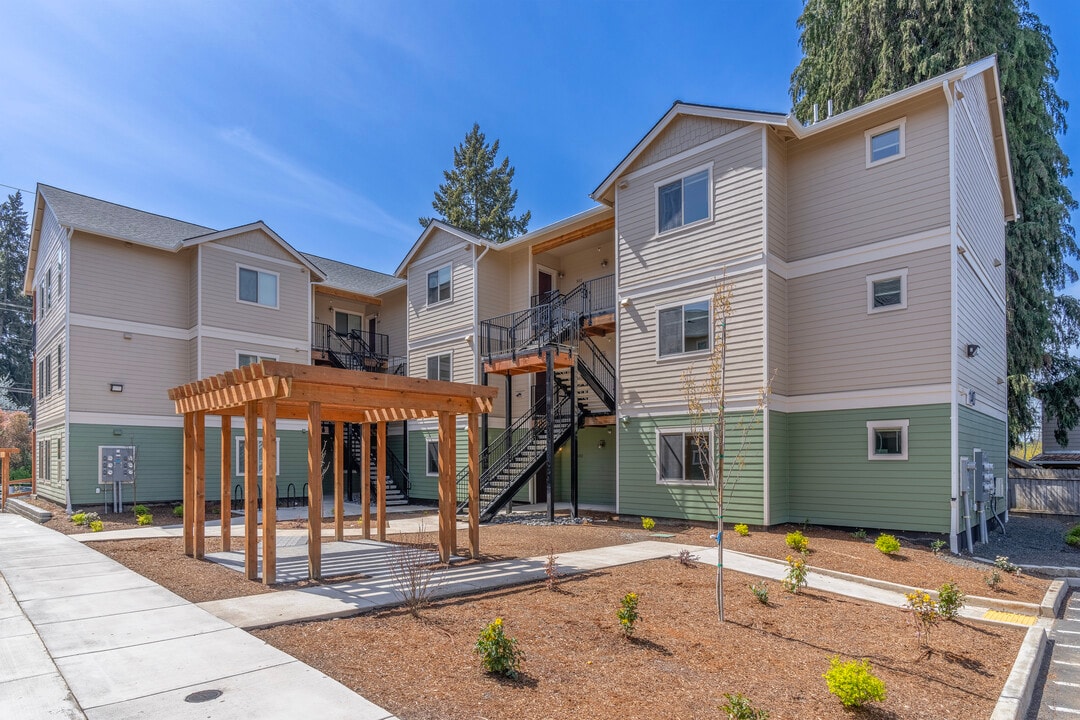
[576,335,616,413]
[479,295,582,364]
[341,422,410,502]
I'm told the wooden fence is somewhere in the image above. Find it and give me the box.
[1009,468,1080,515]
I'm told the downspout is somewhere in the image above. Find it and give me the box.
[944,79,961,554]
[472,244,490,385]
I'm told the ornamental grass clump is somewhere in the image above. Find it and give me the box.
[785,530,809,554]
[474,618,524,679]
[874,533,901,555]
[823,657,886,708]
[617,592,640,637]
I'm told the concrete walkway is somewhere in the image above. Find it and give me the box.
[0,514,398,720]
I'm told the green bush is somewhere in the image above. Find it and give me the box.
[641,517,656,531]
[617,592,640,637]
[89,520,104,532]
[720,692,770,719]
[136,514,153,527]
[785,530,809,553]
[71,512,88,526]
[823,657,886,708]
[937,581,966,620]
[474,618,524,679]
[172,505,184,519]
[1066,524,1080,548]
[133,504,150,517]
[10,467,31,481]
[749,581,769,605]
[874,533,901,555]
[734,523,750,537]
[930,539,947,555]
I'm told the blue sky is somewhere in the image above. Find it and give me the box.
[2,0,1078,278]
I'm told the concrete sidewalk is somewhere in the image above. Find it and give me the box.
[0,514,398,720]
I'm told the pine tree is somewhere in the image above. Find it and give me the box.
[0,191,32,408]
[790,0,1077,448]
[420,123,531,242]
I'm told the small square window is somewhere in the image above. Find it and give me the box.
[427,265,451,305]
[867,419,909,461]
[865,118,906,167]
[657,168,710,233]
[238,266,279,308]
[426,440,440,476]
[658,300,710,357]
[866,269,907,314]
[658,430,711,484]
[427,353,451,382]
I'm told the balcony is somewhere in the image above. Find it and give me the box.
[311,323,405,375]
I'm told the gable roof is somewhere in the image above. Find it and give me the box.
[393,220,494,277]
[182,222,324,280]
[304,252,404,296]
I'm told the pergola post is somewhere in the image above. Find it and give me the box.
[307,401,322,580]
[334,421,344,542]
[1,452,10,509]
[262,398,277,585]
[220,415,232,552]
[376,422,387,542]
[243,402,259,581]
[194,410,206,559]
[437,411,457,563]
[360,423,371,540]
[468,413,480,558]
[182,412,194,557]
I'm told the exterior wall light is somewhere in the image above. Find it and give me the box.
[109,383,124,393]
[966,344,980,358]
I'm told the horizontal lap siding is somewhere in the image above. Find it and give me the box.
[215,230,293,261]
[627,116,746,174]
[619,271,764,408]
[408,244,474,341]
[34,424,66,504]
[34,204,67,344]
[618,413,764,523]
[956,261,1006,410]
[406,428,470,502]
[69,326,188,416]
[786,246,951,394]
[202,337,307,376]
[768,410,790,523]
[477,250,511,340]
[786,404,951,532]
[555,428,616,506]
[957,406,1006,491]
[786,94,950,260]
[766,130,788,260]
[618,129,764,283]
[767,271,787,396]
[379,287,408,357]
[35,331,65,426]
[200,244,309,341]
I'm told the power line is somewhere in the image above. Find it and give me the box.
[0,183,33,195]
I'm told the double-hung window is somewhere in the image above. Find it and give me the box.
[866,269,908,314]
[657,430,710,484]
[426,440,440,476]
[867,419,909,461]
[427,265,451,305]
[237,266,279,308]
[865,119,906,167]
[657,167,710,233]
[427,353,452,382]
[658,300,710,357]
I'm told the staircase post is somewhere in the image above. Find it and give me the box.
[546,348,555,522]
[570,361,578,520]
[504,373,512,459]
[481,371,489,472]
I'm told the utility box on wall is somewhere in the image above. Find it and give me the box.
[97,446,136,485]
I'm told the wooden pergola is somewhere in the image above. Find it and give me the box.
[167,362,496,584]
[0,448,23,510]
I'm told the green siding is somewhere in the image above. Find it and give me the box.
[407,428,471,501]
[957,405,1007,534]
[68,423,308,507]
[33,423,67,506]
[786,404,951,532]
[618,413,764,524]
[554,427,616,506]
[768,410,790,524]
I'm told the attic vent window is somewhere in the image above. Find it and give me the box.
[657,166,711,234]
[865,118,906,167]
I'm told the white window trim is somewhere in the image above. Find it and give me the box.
[865,118,906,168]
[653,162,714,238]
[426,264,453,307]
[426,351,453,382]
[236,350,280,367]
[425,439,440,477]
[655,296,713,361]
[236,264,281,310]
[655,427,714,486]
[866,268,908,314]
[235,437,281,477]
[866,419,909,461]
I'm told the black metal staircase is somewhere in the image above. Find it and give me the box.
[313,323,406,375]
[337,423,410,506]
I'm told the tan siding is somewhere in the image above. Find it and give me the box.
[69,326,188,416]
[552,231,615,288]
[214,229,293,261]
[627,116,747,174]
[618,129,764,285]
[408,341,475,385]
[956,260,1006,409]
[766,130,788,260]
[786,246,951,395]
[767,271,788,396]
[377,286,407,357]
[477,250,511,325]
[419,227,469,258]
[199,243,309,341]
[311,291,379,332]
[35,333,66,426]
[34,204,67,346]
[786,94,950,260]
[619,271,764,408]
[69,232,191,328]
[505,246,532,313]
[201,337,306,377]
[407,246,474,342]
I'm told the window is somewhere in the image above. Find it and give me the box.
[238,352,278,367]
[57,248,64,302]
[43,268,53,313]
[426,440,440,476]
[235,437,281,476]
[237,266,279,308]
[39,440,51,481]
[657,430,710,485]
[427,353,452,382]
[57,344,63,390]
[865,118,906,167]
[334,311,363,335]
[866,269,908,314]
[37,359,44,399]
[657,167,710,233]
[867,419,909,461]
[43,355,52,396]
[658,300,710,357]
[427,265,451,305]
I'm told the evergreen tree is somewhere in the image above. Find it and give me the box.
[420,123,531,242]
[790,0,1077,448]
[0,191,32,408]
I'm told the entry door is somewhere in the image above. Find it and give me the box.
[536,268,555,306]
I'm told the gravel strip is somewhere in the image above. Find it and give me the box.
[971,513,1080,568]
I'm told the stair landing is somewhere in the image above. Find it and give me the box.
[582,312,615,337]
[483,350,574,376]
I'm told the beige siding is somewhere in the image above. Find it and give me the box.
[767,271,788,396]
[407,244,474,342]
[786,246,951,395]
[377,286,407,357]
[424,227,470,256]
[201,337,306,376]
[766,129,788,260]
[477,250,512,325]
[69,325,188,416]
[786,93,950,260]
[311,291,378,331]
[199,242,309,341]
[408,340,475,385]
[35,333,66,426]
[619,271,764,408]
[69,232,191,328]
[627,116,747,174]
[956,259,1006,410]
[214,229,294,262]
[552,231,616,288]
[34,424,66,496]
[505,246,532,313]
[34,203,67,346]
[618,128,764,285]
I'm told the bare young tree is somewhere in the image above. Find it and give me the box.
[387,527,444,617]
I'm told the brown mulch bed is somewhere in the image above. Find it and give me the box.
[23,495,222,536]
[255,557,1025,720]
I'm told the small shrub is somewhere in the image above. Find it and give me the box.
[904,590,939,646]
[71,512,88,526]
[172,505,184,518]
[734,523,750,537]
[930,539,947,555]
[851,528,867,540]
[1065,524,1080,548]
[617,592,639,637]
[823,657,886,708]
[677,549,695,567]
[785,530,809,553]
[136,514,153,527]
[994,555,1021,575]
[544,548,559,591]
[781,555,808,594]
[388,530,441,617]
[720,692,770,720]
[984,569,1002,590]
[874,533,901,555]
[89,520,104,532]
[132,504,150,517]
[749,581,769,605]
[937,581,966,620]
[641,517,656,531]
[474,618,524,679]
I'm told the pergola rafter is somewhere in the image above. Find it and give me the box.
[168,361,495,584]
